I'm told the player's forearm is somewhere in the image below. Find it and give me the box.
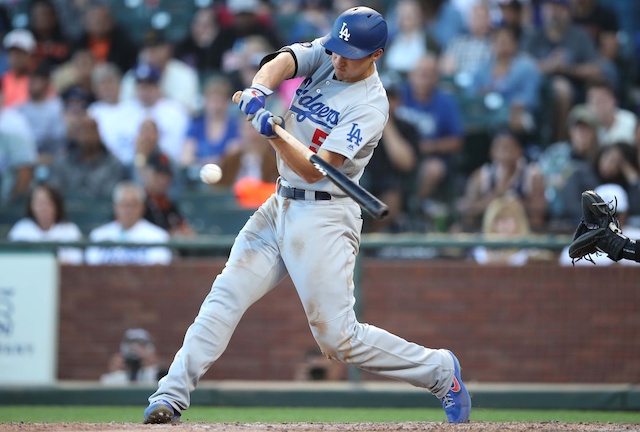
[253,52,296,91]
[269,137,325,183]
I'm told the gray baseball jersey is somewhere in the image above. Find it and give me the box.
[148,37,456,415]
[277,38,389,194]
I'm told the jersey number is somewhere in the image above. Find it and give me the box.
[310,128,328,153]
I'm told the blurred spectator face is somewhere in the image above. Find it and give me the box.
[569,122,597,156]
[94,70,120,104]
[397,0,423,34]
[542,2,571,30]
[75,116,102,151]
[30,186,57,229]
[191,8,217,46]
[587,86,616,124]
[8,48,31,74]
[135,119,160,157]
[490,132,522,165]
[204,78,231,116]
[136,82,161,108]
[597,146,624,181]
[491,210,519,235]
[408,56,439,99]
[72,49,96,82]
[142,44,172,69]
[499,2,522,27]
[115,187,145,230]
[469,4,491,37]
[30,1,59,38]
[28,74,49,100]
[85,5,113,39]
[493,27,517,58]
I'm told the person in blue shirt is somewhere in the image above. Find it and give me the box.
[395,54,463,214]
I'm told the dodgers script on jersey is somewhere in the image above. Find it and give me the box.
[278,39,389,194]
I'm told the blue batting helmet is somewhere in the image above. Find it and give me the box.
[320,6,387,60]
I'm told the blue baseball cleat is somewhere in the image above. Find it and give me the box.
[143,400,180,424]
[440,351,471,423]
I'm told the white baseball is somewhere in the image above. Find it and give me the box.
[199,163,223,184]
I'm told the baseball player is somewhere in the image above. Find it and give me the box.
[143,6,471,424]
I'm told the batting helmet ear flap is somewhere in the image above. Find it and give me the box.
[320,6,388,60]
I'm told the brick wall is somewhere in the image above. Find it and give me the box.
[59,260,640,383]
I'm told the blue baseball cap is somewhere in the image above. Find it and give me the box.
[134,63,161,83]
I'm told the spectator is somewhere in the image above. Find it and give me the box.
[470,196,532,266]
[2,29,36,108]
[141,152,194,238]
[8,184,83,264]
[469,25,541,132]
[570,0,620,86]
[174,7,227,75]
[421,0,466,48]
[217,0,283,73]
[538,104,599,229]
[457,129,547,232]
[87,62,125,162]
[85,181,172,266]
[440,3,494,78]
[114,63,189,166]
[48,115,128,199]
[395,54,464,215]
[592,142,640,217]
[522,0,603,142]
[52,48,96,98]
[133,119,163,177]
[28,0,71,66]
[364,85,419,233]
[50,0,89,42]
[586,80,637,146]
[284,0,333,46]
[120,29,200,115]
[180,75,240,172]
[496,0,528,44]
[222,118,278,209]
[71,3,138,74]
[17,62,66,166]
[60,85,93,141]
[100,328,165,385]
[382,0,441,78]
[0,81,37,205]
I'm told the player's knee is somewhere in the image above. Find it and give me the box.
[309,321,356,363]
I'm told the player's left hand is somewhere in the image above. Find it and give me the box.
[252,108,283,138]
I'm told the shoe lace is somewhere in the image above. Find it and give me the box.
[441,393,455,409]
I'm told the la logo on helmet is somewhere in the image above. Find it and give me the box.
[339,22,350,41]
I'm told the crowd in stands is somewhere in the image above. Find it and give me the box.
[1,0,640,265]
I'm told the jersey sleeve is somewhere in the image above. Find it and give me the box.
[260,38,327,80]
[320,104,387,161]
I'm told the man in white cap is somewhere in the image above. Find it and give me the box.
[2,29,36,107]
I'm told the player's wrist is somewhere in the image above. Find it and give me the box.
[251,83,273,97]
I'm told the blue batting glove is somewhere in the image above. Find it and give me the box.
[237,84,273,120]
[252,108,283,138]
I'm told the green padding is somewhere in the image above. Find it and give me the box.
[1,385,639,410]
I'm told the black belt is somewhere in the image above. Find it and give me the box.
[277,184,331,201]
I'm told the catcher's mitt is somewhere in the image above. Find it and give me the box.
[568,190,628,264]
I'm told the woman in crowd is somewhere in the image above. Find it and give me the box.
[8,183,83,264]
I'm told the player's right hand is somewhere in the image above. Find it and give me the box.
[238,85,273,120]
[252,108,283,138]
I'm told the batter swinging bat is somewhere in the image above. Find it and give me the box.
[233,92,389,220]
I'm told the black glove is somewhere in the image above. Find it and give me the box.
[568,190,629,264]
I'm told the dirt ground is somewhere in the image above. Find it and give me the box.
[1,423,640,432]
